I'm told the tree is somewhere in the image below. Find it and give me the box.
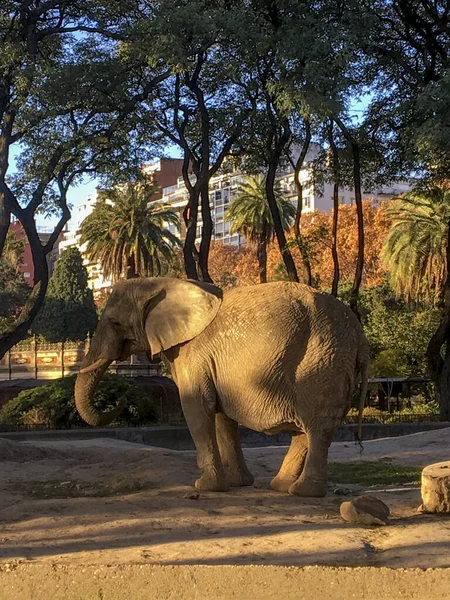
[270,201,390,292]
[208,243,259,288]
[33,247,97,342]
[350,0,450,417]
[144,0,255,282]
[359,281,440,378]
[78,183,181,282]
[0,1,170,358]
[381,185,450,305]
[225,175,295,283]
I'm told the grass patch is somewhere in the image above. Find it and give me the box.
[328,461,422,486]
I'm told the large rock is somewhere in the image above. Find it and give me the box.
[421,461,450,513]
[340,495,390,525]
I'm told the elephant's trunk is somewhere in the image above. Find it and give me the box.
[74,359,127,427]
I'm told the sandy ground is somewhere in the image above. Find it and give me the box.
[1,429,450,598]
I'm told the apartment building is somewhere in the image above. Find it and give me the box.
[159,144,412,244]
[161,170,246,247]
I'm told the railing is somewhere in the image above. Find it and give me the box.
[0,337,159,381]
[344,412,440,424]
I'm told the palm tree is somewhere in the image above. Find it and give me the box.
[78,183,181,282]
[381,185,450,305]
[225,175,295,283]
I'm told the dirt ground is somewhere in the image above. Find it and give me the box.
[1,428,450,598]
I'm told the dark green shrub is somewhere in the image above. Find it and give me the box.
[0,374,158,429]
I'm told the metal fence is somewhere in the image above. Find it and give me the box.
[344,412,440,424]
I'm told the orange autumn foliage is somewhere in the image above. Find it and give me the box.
[209,201,391,290]
[290,200,391,289]
[208,243,260,287]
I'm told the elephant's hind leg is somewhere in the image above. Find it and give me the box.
[215,413,254,487]
[288,430,332,498]
[270,432,308,493]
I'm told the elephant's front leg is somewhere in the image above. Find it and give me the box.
[215,413,254,487]
[180,390,229,492]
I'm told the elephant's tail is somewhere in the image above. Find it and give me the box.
[356,342,370,444]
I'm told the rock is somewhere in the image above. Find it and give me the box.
[340,495,390,525]
[333,487,353,496]
[184,491,200,500]
[421,462,450,513]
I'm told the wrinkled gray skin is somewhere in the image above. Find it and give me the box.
[75,278,369,497]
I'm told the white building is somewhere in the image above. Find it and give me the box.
[58,189,113,292]
[161,172,247,247]
[159,145,412,245]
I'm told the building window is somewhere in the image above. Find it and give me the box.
[304,196,311,208]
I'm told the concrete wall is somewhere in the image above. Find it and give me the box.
[2,421,450,450]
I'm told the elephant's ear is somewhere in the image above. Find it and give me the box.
[144,279,222,357]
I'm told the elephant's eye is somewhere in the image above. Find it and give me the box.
[110,319,121,327]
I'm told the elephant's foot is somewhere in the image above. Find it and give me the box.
[228,468,254,487]
[195,471,230,492]
[270,474,298,493]
[288,476,327,498]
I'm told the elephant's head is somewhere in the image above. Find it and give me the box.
[75,277,222,427]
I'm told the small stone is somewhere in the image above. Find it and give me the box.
[333,487,353,496]
[184,491,200,500]
[340,495,390,525]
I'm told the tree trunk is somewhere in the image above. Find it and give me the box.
[126,255,137,279]
[0,197,10,257]
[293,121,312,285]
[265,126,299,283]
[266,159,298,282]
[182,187,200,280]
[334,118,364,318]
[331,181,340,298]
[421,462,450,512]
[328,122,340,298]
[256,237,267,284]
[198,180,213,283]
[427,217,450,421]
[349,140,364,318]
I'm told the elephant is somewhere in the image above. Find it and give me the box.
[75,277,369,498]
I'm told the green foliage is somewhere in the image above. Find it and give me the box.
[328,462,422,486]
[346,401,440,423]
[0,232,29,334]
[225,175,295,244]
[369,349,409,378]
[381,186,450,305]
[32,248,98,342]
[353,280,440,377]
[78,183,180,282]
[0,374,158,430]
